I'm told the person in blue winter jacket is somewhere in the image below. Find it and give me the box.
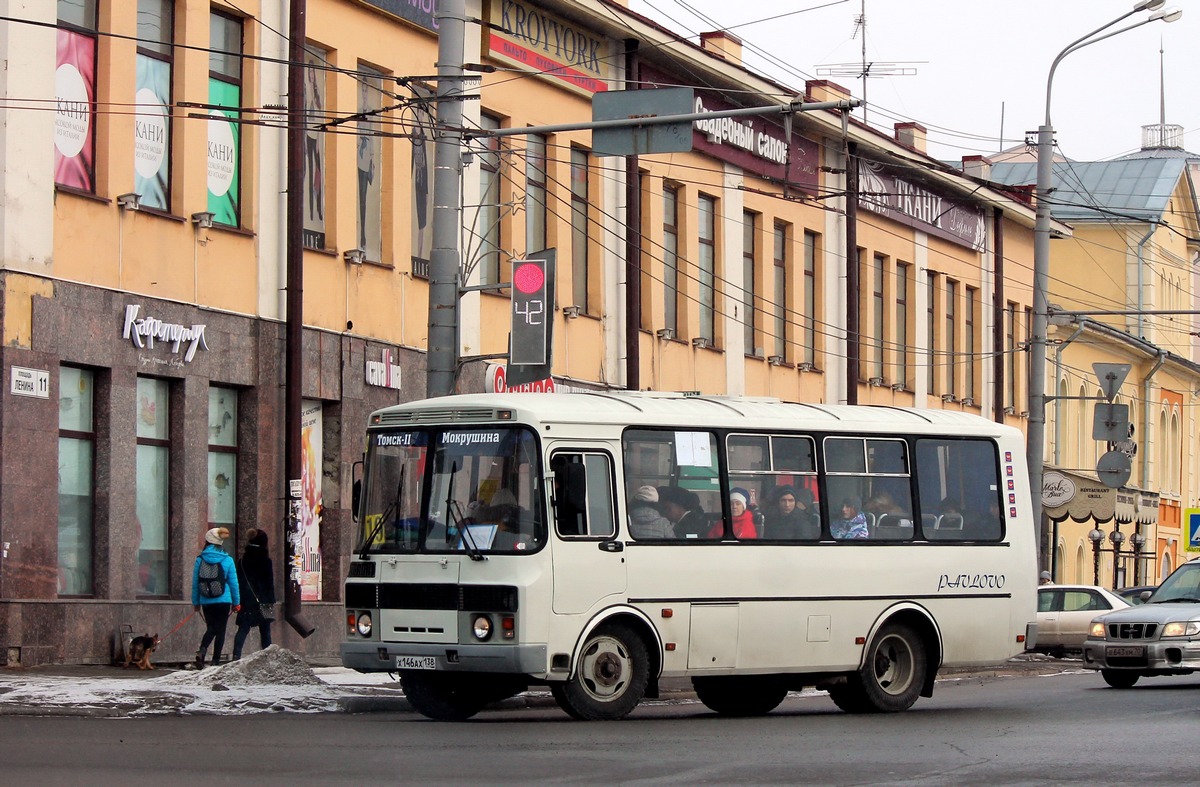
[192,527,241,668]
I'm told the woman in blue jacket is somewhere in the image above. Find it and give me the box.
[191,527,241,668]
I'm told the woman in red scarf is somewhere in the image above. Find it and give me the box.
[709,488,758,539]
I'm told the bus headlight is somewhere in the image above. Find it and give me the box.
[472,615,493,641]
[356,612,373,637]
[1161,621,1200,638]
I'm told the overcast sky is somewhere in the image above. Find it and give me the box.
[626,0,1197,163]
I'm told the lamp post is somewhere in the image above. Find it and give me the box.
[1109,528,1126,589]
[1130,530,1146,585]
[1088,526,1105,585]
[1028,1,1181,572]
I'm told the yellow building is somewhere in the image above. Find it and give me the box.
[1,0,1046,666]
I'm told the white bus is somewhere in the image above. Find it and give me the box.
[342,392,1038,721]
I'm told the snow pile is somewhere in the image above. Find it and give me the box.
[155,646,324,688]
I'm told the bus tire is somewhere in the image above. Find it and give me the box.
[834,622,927,714]
[693,676,788,716]
[1101,669,1139,689]
[554,623,649,720]
[400,673,488,722]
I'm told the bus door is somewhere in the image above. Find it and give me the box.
[548,446,627,614]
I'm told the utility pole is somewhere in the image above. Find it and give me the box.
[426,0,467,398]
[283,0,314,638]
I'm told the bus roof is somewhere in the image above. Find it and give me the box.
[371,392,1022,439]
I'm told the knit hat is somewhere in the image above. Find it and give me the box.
[248,528,268,547]
[205,527,230,545]
[634,485,658,503]
[730,491,748,508]
[1039,570,1052,582]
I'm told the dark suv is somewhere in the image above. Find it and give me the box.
[1081,557,1200,688]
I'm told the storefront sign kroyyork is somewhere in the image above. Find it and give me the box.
[365,348,402,390]
[122,304,209,363]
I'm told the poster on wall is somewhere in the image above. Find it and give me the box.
[302,47,326,248]
[206,78,240,225]
[410,82,436,278]
[357,68,384,262]
[55,29,95,191]
[300,399,324,601]
[134,54,171,210]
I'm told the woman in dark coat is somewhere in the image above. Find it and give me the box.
[232,528,276,660]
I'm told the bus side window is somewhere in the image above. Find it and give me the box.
[553,452,616,539]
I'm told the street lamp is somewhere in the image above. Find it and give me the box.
[1130,530,1146,585]
[1088,527,1105,585]
[1027,1,1182,572]
[1109,528,1126,589]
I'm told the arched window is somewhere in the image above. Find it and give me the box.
[1160,550,1172,583]
[1076,383,1087,467]
[1158,408,1168,491]
[1170,410,1180,495]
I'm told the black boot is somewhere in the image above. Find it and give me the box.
[195,651,205,669]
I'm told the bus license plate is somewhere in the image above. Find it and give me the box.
[396,655,437,670]
[1107,646,1144,658]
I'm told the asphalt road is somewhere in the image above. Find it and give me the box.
[2,669,1196,786]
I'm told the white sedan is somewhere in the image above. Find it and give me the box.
[1035,584,1130,654]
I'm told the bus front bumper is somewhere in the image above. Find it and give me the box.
[341,640,548,675]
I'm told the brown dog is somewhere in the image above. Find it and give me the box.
[125,633,160,670]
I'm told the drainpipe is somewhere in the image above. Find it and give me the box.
[1052,318,1087,467]
[1135,226,1155,339]
[1140,349,1166,488]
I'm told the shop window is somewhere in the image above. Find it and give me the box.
[136,376,170,596]
[208,387,238,549]
[58,366,95,596]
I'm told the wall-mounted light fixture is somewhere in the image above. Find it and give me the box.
[343,249,366,264]
[767,355,785,366]
[562,305,582,319]
[691,336,710,349]
[1019,410,1030,418]
[1003,405,1016,416]
[655,328,674,340]
[890,383,905,392]
[116,192,142,211]
[868,376,885,387]
[961,397,977,407]
[941,393,957,403]
[797,361,815,372]
[190,211,215,229]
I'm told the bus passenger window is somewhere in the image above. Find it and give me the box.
[552,452,616,539]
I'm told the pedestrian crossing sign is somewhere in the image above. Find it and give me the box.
[1187,509,1200,553]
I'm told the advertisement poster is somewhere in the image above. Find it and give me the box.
[134,54,171,210]
[206,78,240,225]
[302,47,326,248]
[357,68,384,262]
[300,400,324,601]
[410,82,436,278]
[55,29,95,191]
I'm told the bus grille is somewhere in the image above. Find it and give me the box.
[347,561,376,578]
[1106,622,1159,640]
[350,583,519,612]
[376,408,497,424]
[345,583,378,608]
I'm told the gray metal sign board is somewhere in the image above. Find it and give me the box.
[592,87,694,157]
[1093,363,1131,401]
[1096,450,1133,489]
[1092,402,1130,442]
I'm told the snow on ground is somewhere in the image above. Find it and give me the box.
[0,646,406,717]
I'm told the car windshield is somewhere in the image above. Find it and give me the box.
[1146,564,1200,603]
[358,427,545,556]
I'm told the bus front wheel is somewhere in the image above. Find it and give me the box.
[401,673,488,722]
[693,675,789,716]
[552,623,649,720]
[831,622,927,713]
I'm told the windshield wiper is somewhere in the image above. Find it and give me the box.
[446,461,485,562]
[360,465,404,560]
[1150,596,1200,604]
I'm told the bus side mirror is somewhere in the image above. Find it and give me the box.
[351,458,363,522]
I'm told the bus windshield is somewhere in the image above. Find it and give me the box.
[358,426,544,555]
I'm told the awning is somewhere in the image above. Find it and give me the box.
[1042,468,1115,524]
[1116,488,1159,526]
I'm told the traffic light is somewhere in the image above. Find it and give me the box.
[510,258,548,365]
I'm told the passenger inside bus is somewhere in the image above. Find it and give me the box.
[708,488,758,539]
[481,488,536,550]
[657,486,709,540]
[831,496,870,540]
[765,486,820,540]
[627,485,674,539]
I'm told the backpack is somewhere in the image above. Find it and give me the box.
[198,558,226,599]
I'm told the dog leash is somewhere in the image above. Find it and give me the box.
[159,610,197,643]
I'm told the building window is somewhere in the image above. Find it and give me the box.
[743,211,758,356]
[927,273,937,392]
[663,183,680,334]
[698,194,717,343]
[773,222,788,360]
[872,253,886,380]
[208,12,242,226]
[1007,301,1017,411]
[135,0,175,211]
[570,147,590,312]
[55,0,98,192]
[302,45,328,250]
[58,366,95,596]
[965,286,978,401]
[525,133,547,254]
[803,231,818,365]
[477,112,502,286]
[136,377,170,597]
[946,279,957,397]
[356,65,385,263]
[208,387,238,550]
[896,262,909,387]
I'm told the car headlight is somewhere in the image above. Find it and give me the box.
[1089,621,1107,639]
[356,611,373,637]
[472,614,493,641]
[1161,621,1200,638]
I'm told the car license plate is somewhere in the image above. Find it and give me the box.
[1107,646,1144,658]
[395,655,437,670]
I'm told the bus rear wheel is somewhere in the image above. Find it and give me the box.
[1101,669,1140,689]
[831,622,927,714]
[401,673,488,722]
[552,624,649,720]
[693,676,789,716]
